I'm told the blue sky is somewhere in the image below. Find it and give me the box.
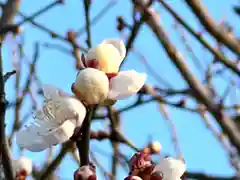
[1,0,240,179]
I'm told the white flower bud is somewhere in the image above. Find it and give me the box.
[74,68,109,105]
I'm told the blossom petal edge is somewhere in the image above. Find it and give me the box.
[108,70,146,100]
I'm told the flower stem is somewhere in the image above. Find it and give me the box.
[77,107,95,166]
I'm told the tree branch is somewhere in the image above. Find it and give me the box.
[0,42,15,179]
[39,141,72,180]
[0,0,20,37]
[158,0,240,77]
[132,0,240,153]
[185,0,240,55]
[83,0,92,48]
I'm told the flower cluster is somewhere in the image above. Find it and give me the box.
[16,38,146,152]
[125,148,186,180]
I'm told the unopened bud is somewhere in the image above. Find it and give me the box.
[117,16,126,32]
[177,99,187,107]
[14,26,23,34]
[149,141,161,154]
[74,164,97,180]
[73,68,109,105]
[129,151,152,174]
[67,30,76,43]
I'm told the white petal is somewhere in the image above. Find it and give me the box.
[17,85,87,152]
[62,97,86,126]
[42,84,62,100]
[41,120,76,146]
[108,70,146,100]
[35,96,86,126]
[102,38,126,64]
[153,157,186,178]
[16,126,50,152]
[16,120,76,152]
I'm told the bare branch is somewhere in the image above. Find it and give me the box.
[133,0,240,153]
[158,0,240,77]
[0,42,15,180]
[3,70,16,83]
[185,0,240,55]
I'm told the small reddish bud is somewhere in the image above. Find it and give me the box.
[74,164,97,180]
[129,151,152,175]
[67,30,76,43]
[14,26,23,34]
[117,16,126,32]
[51,32,57,38]
[177,99,187,107]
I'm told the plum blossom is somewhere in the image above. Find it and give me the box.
[16,84,86,152]
[74,164,97,180]
[151,157,186,180]
[14,156,32,180]
[72,39,146,105]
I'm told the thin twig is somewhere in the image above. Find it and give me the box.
[107,107,119,180]
[83,0,92,48]
[38,141,72,180]
[185,0,240,55]
[76,1,117,36]
[3,70,16,83]
[158,0,240,77]
[17,0,62,26]
[133,0,240,153]
[17,12,87,52]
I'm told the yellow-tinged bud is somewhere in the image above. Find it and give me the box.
[85,39,126,74]
[86,43,120,73]
[149,141,162,153]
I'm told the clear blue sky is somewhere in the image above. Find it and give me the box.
[2,0,240,179]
